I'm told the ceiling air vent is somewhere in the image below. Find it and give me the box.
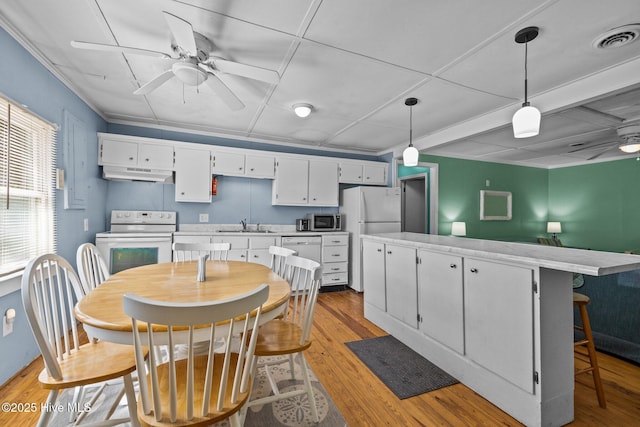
[593,24,640,49]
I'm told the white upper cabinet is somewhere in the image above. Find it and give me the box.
[245,154,275,178]
[212,150,245,176]
[272,158,339,206]
[272,157,309,205]
[339,162,363,183]
[174,147,211,203]
[339,161,386,185]
[211,150,275,179]
[364,163,386,185]
[308,160,338,206]
[100,138,174,170]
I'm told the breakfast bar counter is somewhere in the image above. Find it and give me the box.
[360,232,640,427]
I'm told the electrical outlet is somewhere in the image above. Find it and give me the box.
[485,179,490,187]
[199,213,209,223]
[83,218,89,232]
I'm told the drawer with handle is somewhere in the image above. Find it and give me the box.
[322,245,348,262]
[321,272,348,286]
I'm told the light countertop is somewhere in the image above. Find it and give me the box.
[362,232,640,276]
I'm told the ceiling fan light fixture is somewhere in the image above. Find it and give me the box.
[172,62,207,86]
[512,26,541,138]
[403,97,419,166]
[617,124,640,153]
[293,103,313,118]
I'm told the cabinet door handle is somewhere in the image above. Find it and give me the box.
[253,254,259,258]
[129,156,134,161]
[387,251,392,254]
[377,248,382,252]
[332,254,340,257]
[144,158,150,162]
[331,267,340,271]
[450,264,457,268]
[470,268,478,273]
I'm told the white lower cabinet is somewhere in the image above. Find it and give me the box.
[248,236,280,267]
[362,240,386,310]
[212,236,248,261]
[321,234,348,287]
[417,250,464,354]
[464,257,535,393]
[385,244,418,328]
[362,240,418,328]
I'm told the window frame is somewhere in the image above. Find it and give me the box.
[0,95,57,280]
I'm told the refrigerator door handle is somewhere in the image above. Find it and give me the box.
[360,190,366,223]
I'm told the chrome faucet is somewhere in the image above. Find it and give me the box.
[240,218,247,231]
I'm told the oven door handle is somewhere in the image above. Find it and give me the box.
[98,237,171,243]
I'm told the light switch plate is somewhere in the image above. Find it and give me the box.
[3,315,13,337]
[199,213,209,223]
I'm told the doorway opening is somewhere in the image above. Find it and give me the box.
[394,159,438,235]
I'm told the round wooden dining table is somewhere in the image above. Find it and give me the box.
[74,260,291,345]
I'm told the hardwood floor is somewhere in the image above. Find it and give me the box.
[1,290,639,426]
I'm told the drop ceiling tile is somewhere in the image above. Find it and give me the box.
[304,0,536,73]
[329,121,405,152]
[251,104,353,143]
[268,41,426,119]
[175,0,315,35]
[426,141,513,157]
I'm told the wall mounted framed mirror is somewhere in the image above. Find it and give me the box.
[480,190,512,220]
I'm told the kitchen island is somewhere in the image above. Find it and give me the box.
[360,232,640,427]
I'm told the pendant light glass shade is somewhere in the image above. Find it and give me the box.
[403,97,419,166]
[513,103,541,138]
[512,27,540,139]
[403,145,419,166]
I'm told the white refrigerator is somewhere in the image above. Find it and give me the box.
[340,186,401,292]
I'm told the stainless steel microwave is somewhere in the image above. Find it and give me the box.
[304,214,342,231]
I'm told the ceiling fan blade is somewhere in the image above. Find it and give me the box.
[568,140,617,153]
[71,40,171,58]
[213,58,280,84]
[163,12,197,54]
[205,73,245,111]
[587,146,619,160]
[133,69,175,95]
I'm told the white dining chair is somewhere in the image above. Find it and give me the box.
[21,253,142,427]
[247,255,322,422]
[268,245,296,276]
[122,284,269,426]
[76,242,110,294]
[172,242,231,261]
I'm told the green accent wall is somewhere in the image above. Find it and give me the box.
[548,158,640,252]
[420,154,548,241]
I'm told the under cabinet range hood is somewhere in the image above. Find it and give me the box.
[102,165,174,183]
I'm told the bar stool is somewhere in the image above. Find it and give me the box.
[573,292,606,408]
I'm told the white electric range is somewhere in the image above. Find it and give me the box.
[95,210,176,275]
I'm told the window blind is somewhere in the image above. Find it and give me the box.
[0,97,57,277]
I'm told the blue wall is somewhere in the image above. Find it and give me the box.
[0,27,387,385]
[0,26,108,385]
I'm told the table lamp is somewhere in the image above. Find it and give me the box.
[547,221,562,241]
[451,222,467,237]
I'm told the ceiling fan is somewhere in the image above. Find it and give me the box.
[71,11,280,110]
[568,123,640,160]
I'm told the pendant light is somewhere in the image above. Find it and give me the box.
[512,27,541,138]
[403,97,419,166]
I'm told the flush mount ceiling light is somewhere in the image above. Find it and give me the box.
[293,103,313,118]
[403,97,419,166]
[512,26,541,139]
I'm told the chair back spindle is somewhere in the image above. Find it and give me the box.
[123,284,268,424]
